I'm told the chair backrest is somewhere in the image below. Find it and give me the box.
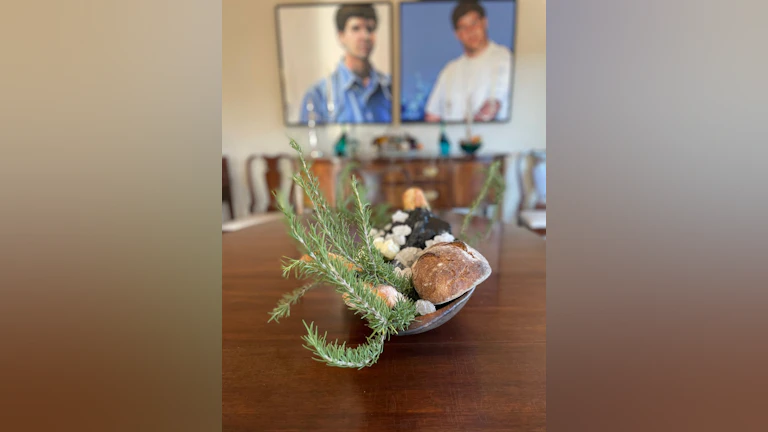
[516,150,547,216]
[222,156,234,220]
[246,154,298,214]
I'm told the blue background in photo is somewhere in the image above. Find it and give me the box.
[400,1,516,122]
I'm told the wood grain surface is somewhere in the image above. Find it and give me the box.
[223,213,546,431]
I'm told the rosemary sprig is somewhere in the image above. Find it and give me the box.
[268,281,320,323]
[269,139,417,368]
[459,159,506,247]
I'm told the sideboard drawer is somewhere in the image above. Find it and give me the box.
[404,160,449,183]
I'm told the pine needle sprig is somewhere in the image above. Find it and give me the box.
[268,281,320,323]
[349,177,379,274]
[301,321,386,369]
[459,159,506,247]
[289,141,360,268]
[276,147,400,330]
[348,177,415,298]
[270,139,419,368]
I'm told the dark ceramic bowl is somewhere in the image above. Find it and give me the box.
[396,286,477,336]
[460,142,482,155]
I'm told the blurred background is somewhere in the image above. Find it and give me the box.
[223,0,546,234]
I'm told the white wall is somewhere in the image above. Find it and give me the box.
[223,0,546,221]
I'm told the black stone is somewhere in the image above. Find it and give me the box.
[375,208,452,249]
[403,209,452,249]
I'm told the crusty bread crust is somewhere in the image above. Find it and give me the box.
[411,241,491,305]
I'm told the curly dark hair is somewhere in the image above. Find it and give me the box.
[451,1,486,30]
[336,3,378,32]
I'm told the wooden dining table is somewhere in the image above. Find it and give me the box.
[223,213,546,431]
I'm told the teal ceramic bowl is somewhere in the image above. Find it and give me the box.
[460,142,482,155]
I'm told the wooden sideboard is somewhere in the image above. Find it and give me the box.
[307,154,507,211]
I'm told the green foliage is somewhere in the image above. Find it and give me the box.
[369,201,393,229]
[301,321,386,369]
[459,159,506,248]
[268,282,319,323]
[269,139,418,369]
[334,160,392,228]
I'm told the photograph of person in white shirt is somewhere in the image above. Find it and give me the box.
[424,1,514,123]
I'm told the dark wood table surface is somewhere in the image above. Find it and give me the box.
[223,214,546,431]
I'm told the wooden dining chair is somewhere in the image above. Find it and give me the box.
[515,150,546,236]
[222,156,235,220]
[246,154,302,215]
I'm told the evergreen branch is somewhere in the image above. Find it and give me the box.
[301,321,386,369]
[277,186,392,331]
[386,297,418,334]
[292,172,356,261]
[323,257,391,333]
[272,139,422,368]
[289,140,360,268]
[350,177,380,275]
[268,281,320,323]
[348,177,416,298]
[460,160,505,246]
[274,190,307,254]
[335,161,360,212]
[369,202,393,229]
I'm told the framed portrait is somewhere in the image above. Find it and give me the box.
[400,0,517,123]
[275,2,394,125]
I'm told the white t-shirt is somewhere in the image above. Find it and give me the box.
[425,41,513,122]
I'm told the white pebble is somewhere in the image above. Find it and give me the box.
[384,232,407,246]
[415,299,436,316]
[394,267,413,279]
[374,238,400,260]
[425,233,455,249]
[391,210,409,223]
[394,247,422,268]
[391,225,412,237]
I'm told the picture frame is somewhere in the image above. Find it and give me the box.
[275,2,395,126]
[399,0,517,124]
